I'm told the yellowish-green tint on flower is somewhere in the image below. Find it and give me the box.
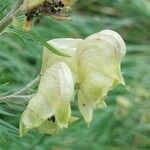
[20,62,74,136]
[39,62,74,128]
[20,29,126,135]
[20,94,53,136]
[78,72,114,125]
[41,38,83,81]
[37,119,59,135]
[77,30,126,85]
[77,30,126,125]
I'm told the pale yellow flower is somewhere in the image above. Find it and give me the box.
[77,30,126,125]
[20,30,126,135]
[62,0,76,9]
[41,38,83,81]
[77,30,126,85]
[20,62,74,136]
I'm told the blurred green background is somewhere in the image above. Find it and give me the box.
[0,0,150,149]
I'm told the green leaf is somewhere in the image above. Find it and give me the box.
[0,109,18,117]
[7,28,70,57]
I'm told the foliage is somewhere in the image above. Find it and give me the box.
[0,0,150,149]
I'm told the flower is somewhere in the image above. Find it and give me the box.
[20,62,75,136]
[20,30,126,135]
[77,30,126,125]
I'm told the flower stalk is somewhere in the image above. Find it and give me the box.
[0,75,40,103]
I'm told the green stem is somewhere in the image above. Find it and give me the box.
[0,95,32,103]
[0,0,24,33]
[15,74,40,95]
[0,75,40,103]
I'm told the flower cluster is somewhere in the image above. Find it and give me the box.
[20,30,126,136]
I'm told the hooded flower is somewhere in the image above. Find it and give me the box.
[77,30,126,85]
[77,30,126,125]
[20,29,126,135]
[20,62,75,136]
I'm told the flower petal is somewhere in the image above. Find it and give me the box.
[78,91,93,126]
[100,30,126,57]
[37,116,78,135]
[37,119,59,135]
[41,38,82,81]
[87,30,126,58]
[77,32,125,85]
[80,72,114,101]
[19,94,53,137]
[78,72,114,125]
[39,62,74,128]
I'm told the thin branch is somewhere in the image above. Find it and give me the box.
[0,95,32,103]
[0,0,24,33]
[15,74,41,95]
[0,75,40,103]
